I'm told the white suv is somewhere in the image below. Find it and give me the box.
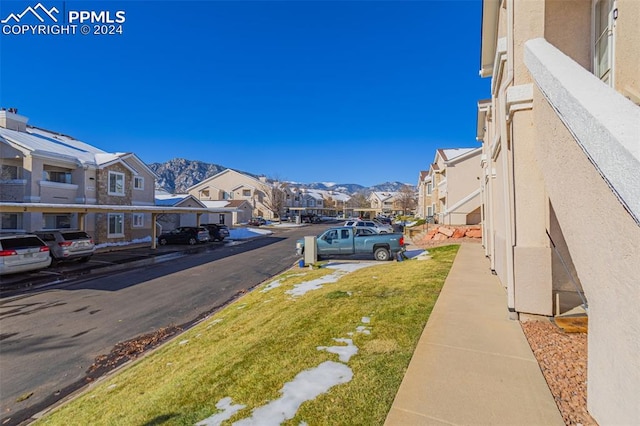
[344,219,394,234]
[0,234,52,275]
[34,230,95,264]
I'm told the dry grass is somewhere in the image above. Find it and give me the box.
[36,245,459,426]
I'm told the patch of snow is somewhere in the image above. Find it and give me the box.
[317,338,358,363]
[285,262,378,297]
[260,279,282,293]
[324,262,378,273]
[233,361,353,426]
[356,326,371,335]
[196,397,246,426]
[95,236,152,249]
[197,316,372,426]
[229,228,272,240]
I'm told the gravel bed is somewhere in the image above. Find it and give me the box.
[520,319,598,426]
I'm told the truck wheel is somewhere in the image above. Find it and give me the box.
[374,248,390,261]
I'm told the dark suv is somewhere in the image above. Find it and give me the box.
[158,227,210,246]
[201,224,230,242]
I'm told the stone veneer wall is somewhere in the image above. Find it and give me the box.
[94,164,133,245]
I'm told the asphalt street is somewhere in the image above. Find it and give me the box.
[0,224,325,426]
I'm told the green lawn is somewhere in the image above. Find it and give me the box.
[36,245,459,426]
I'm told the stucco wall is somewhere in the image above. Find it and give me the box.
[534,87,640,424]
[543,0,591,70]
[615,0,640,102]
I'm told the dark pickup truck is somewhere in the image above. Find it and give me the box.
[296,226,405,261]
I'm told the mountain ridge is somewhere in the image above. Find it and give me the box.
[148,158,413,194]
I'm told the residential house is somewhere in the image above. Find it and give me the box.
[155,190,208,232]
[0,110,157,244]
[199,200,252,225]
[416,170,431,219]
[430,148,482,225]
[187,169,275,220]
[368,192,399,216]
[283,187,350,218]
[478,0,639,423]
[156,188,251,227]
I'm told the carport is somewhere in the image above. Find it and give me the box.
[0,203,237,249]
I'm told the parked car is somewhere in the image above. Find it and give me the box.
[34,230,95,264]
[158,227,210,246]
[201,224,230,241]
[344,219,394,234]
[296,226,405,261]
[301,214,321,223]
[248,217,267,226]
[354,227,378,236]
[376,216,392,224]
[0,234,52,275]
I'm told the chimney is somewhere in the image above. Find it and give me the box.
[0,108,28,132]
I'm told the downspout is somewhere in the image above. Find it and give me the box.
[499,0,517,318]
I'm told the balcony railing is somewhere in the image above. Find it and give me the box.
[525,38,640,225]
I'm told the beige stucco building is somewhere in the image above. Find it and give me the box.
[417,148,482,225]
[0,111,158,244]
[187,169,276,220]
[478,0,639,423]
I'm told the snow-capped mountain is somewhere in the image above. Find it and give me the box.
[148,158,413,194]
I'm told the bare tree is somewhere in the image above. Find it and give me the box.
[396,185,417,215]
[347,193,369,209]
[260,177,288,221]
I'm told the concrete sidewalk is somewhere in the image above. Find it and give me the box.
[385,243,564,425]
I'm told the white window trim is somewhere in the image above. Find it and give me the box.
[133,176,144,191]
[108,171,125,196]
[592,0,616,86]
[132,213,144,228]
[107,213,125,237]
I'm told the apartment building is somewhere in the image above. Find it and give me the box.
[478,0,639,423]
[368,192,398,216]
[417,148,482,225]
[187,169,276,220]
[0,110,157,244]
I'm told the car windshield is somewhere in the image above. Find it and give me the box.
[1,237,45,249]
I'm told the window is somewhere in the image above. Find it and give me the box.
[594,0,615,85]
[134,176,144,190]
[108,171,125,196]
[242,189,251,197]
[43,167,72,184]
[43,214,72,229]
[219,214,225,224]
[133,213,144,228]
[0,213,22,230]
[427,182,433,195]
[108,213,124,237]
[1,165,19,180]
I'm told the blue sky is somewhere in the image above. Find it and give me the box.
[1,0,490,187]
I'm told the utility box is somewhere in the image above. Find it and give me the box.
[296,215,301,224]
[304,235,317,265]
